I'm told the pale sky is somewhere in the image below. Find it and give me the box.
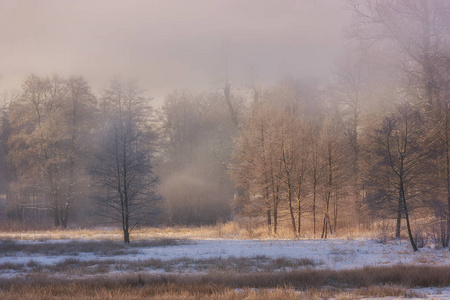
[0,0,349,102]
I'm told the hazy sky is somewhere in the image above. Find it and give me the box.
[0,0,349,102]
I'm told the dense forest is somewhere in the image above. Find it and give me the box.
[0,0,449,249]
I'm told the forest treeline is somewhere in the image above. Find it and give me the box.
[0,0,449,248]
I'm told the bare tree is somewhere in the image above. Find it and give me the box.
[59,76,96,227]
[231,100,280,233]
[8,75,95,228]
[319,113,350,239]
[349,0,450,247]
[0,92,17,220]
[91,79,159,243]
[348,0,450,108]
[367,103,435,251]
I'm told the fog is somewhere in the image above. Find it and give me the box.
[4,0,448,241]
[0,0,349,102]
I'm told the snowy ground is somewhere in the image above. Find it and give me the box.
[1,238,449,299]
[1,238,448,270]
[362,286,450,300]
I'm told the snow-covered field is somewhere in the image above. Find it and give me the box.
[1,238,448,271]
[1,237,449,299]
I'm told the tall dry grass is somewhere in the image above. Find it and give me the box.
[0,220,386,241]
[0,286,422,300]
[0,238,187,255]
[0,265,444,299]
[0,255,319,276]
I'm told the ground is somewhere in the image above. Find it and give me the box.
[0,228,449,299]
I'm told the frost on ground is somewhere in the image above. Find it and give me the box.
[361,286,450,300]
[0,238,448,272]
[0,238,449,299]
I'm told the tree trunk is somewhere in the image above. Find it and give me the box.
[270,161,279,234]
[53,210,61,227]
[447,185,450,247]
[398,136,417,251]
[333,191,338,232]
[322,213,332,239]
[261,127,271,234]
[17,204,23,224]
[396,196,402,239]
[62,166,72,229]
[61,209,68,228]
[265,179,271,234]
[50,168,62,227]
[297,193,301,236]
[312,135,318,238]
[400,182,418,252]
[62,94,79,230]
[322,142,333,239]
[322,203,333,239]
[273,186,279,234]
[321,215,327,239]
[287,175,297,234]
[445,110,450,247]
[62,155,76,229]
[123,229,130,244]
[223,81,239,129]
[313,169,317,238]
[297,170,304,237]
[52,190,61,227]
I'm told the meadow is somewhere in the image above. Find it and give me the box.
[0,224,449,299]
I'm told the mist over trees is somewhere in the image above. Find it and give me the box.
[7,75,96,228]
[90,79,160,243]
[0,0,449,248]
[158,89,238,225]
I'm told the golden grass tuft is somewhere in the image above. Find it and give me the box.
[0,221,389,241]
[0,271,429,300]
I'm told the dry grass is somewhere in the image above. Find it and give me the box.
[0,222,382,241]
[0,286,422,300]
[0,255,318,276]
[0,222,446,299]
[6,265,450,288]
[0,238,188,256]
[0,265,443,299]
[0,217,444,243]
[0,228,131,241]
